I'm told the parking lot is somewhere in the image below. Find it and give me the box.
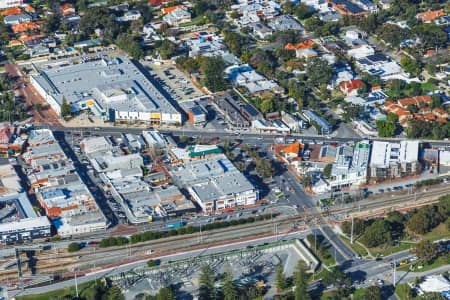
[142,61,204,103]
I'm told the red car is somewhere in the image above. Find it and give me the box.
[226,209,233,213]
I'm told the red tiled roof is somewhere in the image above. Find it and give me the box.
[340,79,363,93]
[416,10,446,22]
[12,22,39,33]
[162,5,185,14]
[1,7,23,16]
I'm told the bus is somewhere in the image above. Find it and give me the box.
[166,221,184,229]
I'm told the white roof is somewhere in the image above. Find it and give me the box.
[419,275,450,293]
[0,216,51,233]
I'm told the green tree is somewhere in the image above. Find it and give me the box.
[147,259,159,267]
[61,96,71,118]
[365,286,382,300]
[222,270,238,300]
[360,219,392,248]
[155,286,175,300]
[323,164,332,179]
[199,265,215,300]
[67,242,81,252]
[407,205,443,235]
[106,285,124,300]
[294,261,311,300]
[201,56,229,92]
[400,57,419,76]
[275,263,287,291]
[306,57,333,86]
[410,240,439,265]
[260,98,274,114]
[323,267,351,288]
[376,120,396,137]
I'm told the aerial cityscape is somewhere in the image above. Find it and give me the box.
[0,0,448,299]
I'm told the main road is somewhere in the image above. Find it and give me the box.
[39,125,450,148]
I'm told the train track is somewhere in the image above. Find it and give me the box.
[0,185,448,281]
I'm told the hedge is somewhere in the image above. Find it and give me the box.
[99,214,274,248]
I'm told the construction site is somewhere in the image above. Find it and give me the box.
[109,239,319,299]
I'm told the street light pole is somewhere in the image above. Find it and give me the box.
[350,216,354,244]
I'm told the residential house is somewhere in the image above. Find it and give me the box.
[268,15,305,32]
[347,44,374,59]
[0,4,23,13]
[353,0,377,13]
[416,10,446,23]
[60,3,75,16]
[116,10,141,22]
[303,110,332,134]
[11,21,39,33]
[3,13,31,25]
[328,0,366,16]
[340,79,363,96]
[248,21,273,39]
[163,6,191,26]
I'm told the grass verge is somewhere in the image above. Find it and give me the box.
[16,281,93,300]
[338,235,368,257]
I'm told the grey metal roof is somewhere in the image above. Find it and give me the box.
[31,56,178,115]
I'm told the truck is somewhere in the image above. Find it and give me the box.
[166,221,184,229]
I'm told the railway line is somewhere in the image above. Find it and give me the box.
[0,184,448,283]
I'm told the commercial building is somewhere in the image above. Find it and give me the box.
[0,163,52,243]
[31,56,181,124]
[329,141,370,188]
[211,92,250,128]
[142,130,176,148]
[170,154,258,212]
[369,141,420,179]
[24,130,108,237]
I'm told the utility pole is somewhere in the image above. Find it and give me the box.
[350,216,354,244]
[314,231,317,254]
[74,270,79,298]
[393,258,396,287]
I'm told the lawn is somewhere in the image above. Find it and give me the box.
[310,246,335,267]
[371,242,414,257]
[16,281,93,300]
[395,283,419,300]
[421,81,438,93]
[423,223,450,242]
[179,15,206,27]
[309,267,329,283]
[338,235,368,257]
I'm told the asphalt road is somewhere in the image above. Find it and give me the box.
[38,125,450,148]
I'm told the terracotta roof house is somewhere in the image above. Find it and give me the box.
[60,3,75,16]
[433,108,448,119]
[397,95,432,108]
[340,79,363,96]
[282,143,303,158]
[285,39,315,50]
[161,4,185,15]
[416,10,446,23]
[1,7,23,16]
[11,21,39,33]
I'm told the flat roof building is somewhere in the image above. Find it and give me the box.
[369,141,420,179]
[31,56,181,124]
[170,154,258,212]
[330,141,370,188]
